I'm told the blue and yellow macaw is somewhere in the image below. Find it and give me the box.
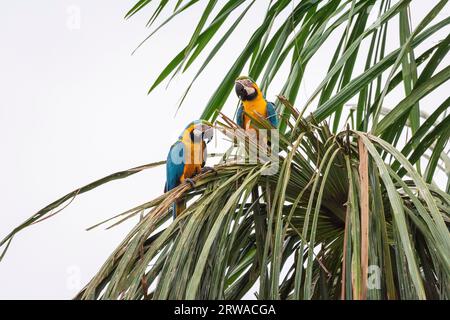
[234,76,278,129]
[165,120,214,218]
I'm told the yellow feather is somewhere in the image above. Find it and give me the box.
[242,85,267,129]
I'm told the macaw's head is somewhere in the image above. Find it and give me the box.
[235,76,261,101]
[184,120,214,144]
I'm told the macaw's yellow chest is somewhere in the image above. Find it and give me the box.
[181,141,205,181]
[243,98,267,129]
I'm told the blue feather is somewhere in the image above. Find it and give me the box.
[266,101,279,128]
[165,140,185,218]
[236,104,244,128]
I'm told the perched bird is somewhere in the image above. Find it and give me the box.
[234,77,278,268]
[234,76,278,129]
[165,120,214,218]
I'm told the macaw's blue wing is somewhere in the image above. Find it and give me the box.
[236,104,244,128]
[266,101,279,128]
[165,141,185,192]
[165,140,186,219]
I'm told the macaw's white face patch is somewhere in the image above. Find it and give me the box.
[244,85,256,96]
[192,124,213,142]
[203,127,214,142]
[237,79,256,95]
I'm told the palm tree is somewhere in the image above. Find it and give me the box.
[1,0,449,299]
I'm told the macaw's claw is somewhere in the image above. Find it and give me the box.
[185,178,196,188]
[201,166,217,175]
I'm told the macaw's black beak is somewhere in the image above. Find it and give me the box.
[235,81,247,101]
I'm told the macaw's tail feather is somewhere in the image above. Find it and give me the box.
[171,199,186,220]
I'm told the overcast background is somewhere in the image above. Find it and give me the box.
[0,1,449,299]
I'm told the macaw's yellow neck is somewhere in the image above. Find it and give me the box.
[242,94,266,110]
[242,92,267,129]
[181,131,204,149]
[180,130,205,167]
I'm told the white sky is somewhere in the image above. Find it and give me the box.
[0,1,448,299]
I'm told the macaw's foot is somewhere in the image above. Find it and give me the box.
[185,178,196,188]
[201,166,217,175]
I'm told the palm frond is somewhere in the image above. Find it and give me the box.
[2,97,449,299]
